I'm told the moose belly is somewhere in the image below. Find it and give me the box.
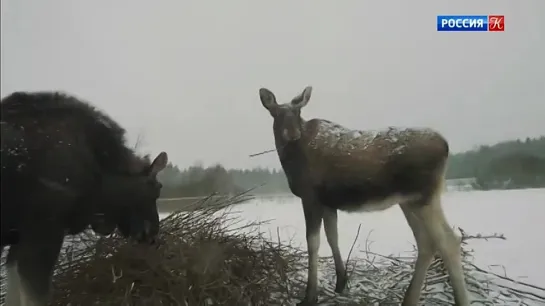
[351,194,419,212]
[315,183,421,213]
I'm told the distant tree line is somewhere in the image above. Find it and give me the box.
[158,136,545,197]
[157,162,289,198]
[446,136,545,190]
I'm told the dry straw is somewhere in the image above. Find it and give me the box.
[49,192,306,306]
[1,192,545,305]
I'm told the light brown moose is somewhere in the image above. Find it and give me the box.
[259,86,470,306]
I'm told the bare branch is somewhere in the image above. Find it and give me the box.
[249,148,277,158]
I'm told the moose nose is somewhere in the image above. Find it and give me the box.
[143,220,159,245]
[143,220,151,236]
[133,220,153,244]
[143,220,156,240]
[283,129,301,141]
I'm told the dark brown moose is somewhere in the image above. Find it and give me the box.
[1,91,168,306]
[258,86,470,306]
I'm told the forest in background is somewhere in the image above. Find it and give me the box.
[157,136,545,197]
[446,136,545,190]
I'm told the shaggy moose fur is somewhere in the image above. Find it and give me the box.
[259,86,470,306]
[1,91,168,306]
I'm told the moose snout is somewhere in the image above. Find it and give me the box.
[282,128,301,141]
[134,220,159,245]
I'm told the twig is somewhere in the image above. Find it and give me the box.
[344,224,362,281]
[248,149,276,158]
[111,265,123,283]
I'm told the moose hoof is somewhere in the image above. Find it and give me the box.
[334,277,348,293]
[296,297,318,306]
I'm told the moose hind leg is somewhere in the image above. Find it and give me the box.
[16,232,64,306]
[400,202,436,306]
[416,196,470,306]
[323,207,347,293]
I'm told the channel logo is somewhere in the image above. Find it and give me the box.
[437,15,505,32]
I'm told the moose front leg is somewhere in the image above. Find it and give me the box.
[298,199,324,306]
[323,207,347,293]
[17,229,64,306]
[6,244,22,306]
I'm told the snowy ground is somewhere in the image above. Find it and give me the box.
[2,188,544,305]
[208,188,545,288]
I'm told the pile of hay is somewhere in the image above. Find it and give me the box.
[2,193,545,306]
[50,194,306,306]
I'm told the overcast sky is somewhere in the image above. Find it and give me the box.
[1,0,544,169]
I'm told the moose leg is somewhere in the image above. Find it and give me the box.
[6,245,22,306]
[298,199,324,306]
[323,207,347,293]
[400,202,436,306]
[16,230,64,306]
[415,196,470,306]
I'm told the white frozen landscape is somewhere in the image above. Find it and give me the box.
[161,188,545,305]
[210,188,545,289]
[1,188,544,305]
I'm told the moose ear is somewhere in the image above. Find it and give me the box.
[259,88,278,111]
[148,152,168,177]
[291,86,312,109]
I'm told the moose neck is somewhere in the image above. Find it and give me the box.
[273,120,308,197]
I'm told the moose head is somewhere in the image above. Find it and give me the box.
[91,152,168,244]
[259,86,313,143]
